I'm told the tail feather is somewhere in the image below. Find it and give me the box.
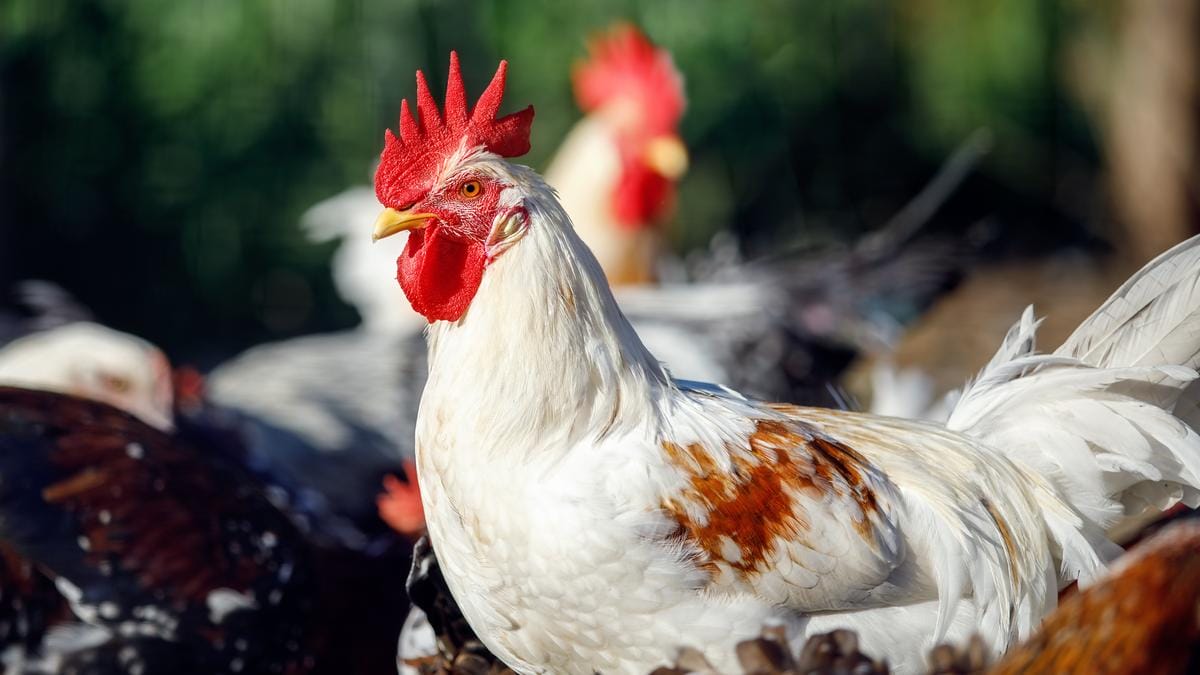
[1057,236,1200,370]
[980,307,1041,376]
[948,235,1200,582]
[951,358,1200,526]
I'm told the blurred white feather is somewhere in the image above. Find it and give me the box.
[208,330,417,454]
[867,361,945,420]
[0,321,173,431]
[395,608,436,675]
[301,186,424,336]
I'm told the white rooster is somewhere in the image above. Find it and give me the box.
[210,28,693,533]
[543,22,687,287]
[369,54,1200,674]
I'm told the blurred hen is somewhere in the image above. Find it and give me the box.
[0,282,173,431]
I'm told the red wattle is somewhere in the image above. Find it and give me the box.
[612,160,674,229]
[396,228,487,322]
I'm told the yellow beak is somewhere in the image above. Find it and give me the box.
[643,135,689,180]
[372,208,437,242]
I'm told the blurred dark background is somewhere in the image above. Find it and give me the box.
[1,0,1196,364]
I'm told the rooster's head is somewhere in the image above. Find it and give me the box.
[373,53,535,323]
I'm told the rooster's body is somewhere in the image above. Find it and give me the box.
[368,55,1200,675]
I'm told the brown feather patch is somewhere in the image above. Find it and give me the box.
[661,419,885,581]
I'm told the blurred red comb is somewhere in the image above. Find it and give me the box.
[572,23,685,135]
[375,52,535,209]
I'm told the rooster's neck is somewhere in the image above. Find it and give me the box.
[421,164,669,460]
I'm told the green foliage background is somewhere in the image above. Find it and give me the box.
[0,0,1107,361]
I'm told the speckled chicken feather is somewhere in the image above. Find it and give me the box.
[0,387,317,674]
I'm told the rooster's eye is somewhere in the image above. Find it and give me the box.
[460,180,483,200]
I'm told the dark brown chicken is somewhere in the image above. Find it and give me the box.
[0,386,410,674]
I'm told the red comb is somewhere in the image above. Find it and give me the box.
[375,52,535,209]
[572,24,685,136]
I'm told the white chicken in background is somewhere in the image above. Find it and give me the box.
[369,54,1200,675]
[0,321,173,431]
[302,185,427,336]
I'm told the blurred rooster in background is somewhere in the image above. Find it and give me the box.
[541,26,974,405]
[544,23,687,286]
[369,53,1200,675]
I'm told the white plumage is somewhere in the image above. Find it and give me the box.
[301,185,426,337]
[1056,236,1200,370]
[392,148,1200,674]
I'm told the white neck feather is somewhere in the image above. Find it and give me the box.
[420,160,668,460]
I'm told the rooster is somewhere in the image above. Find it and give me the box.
[368,54,1200,675]
[542,22,687,287]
